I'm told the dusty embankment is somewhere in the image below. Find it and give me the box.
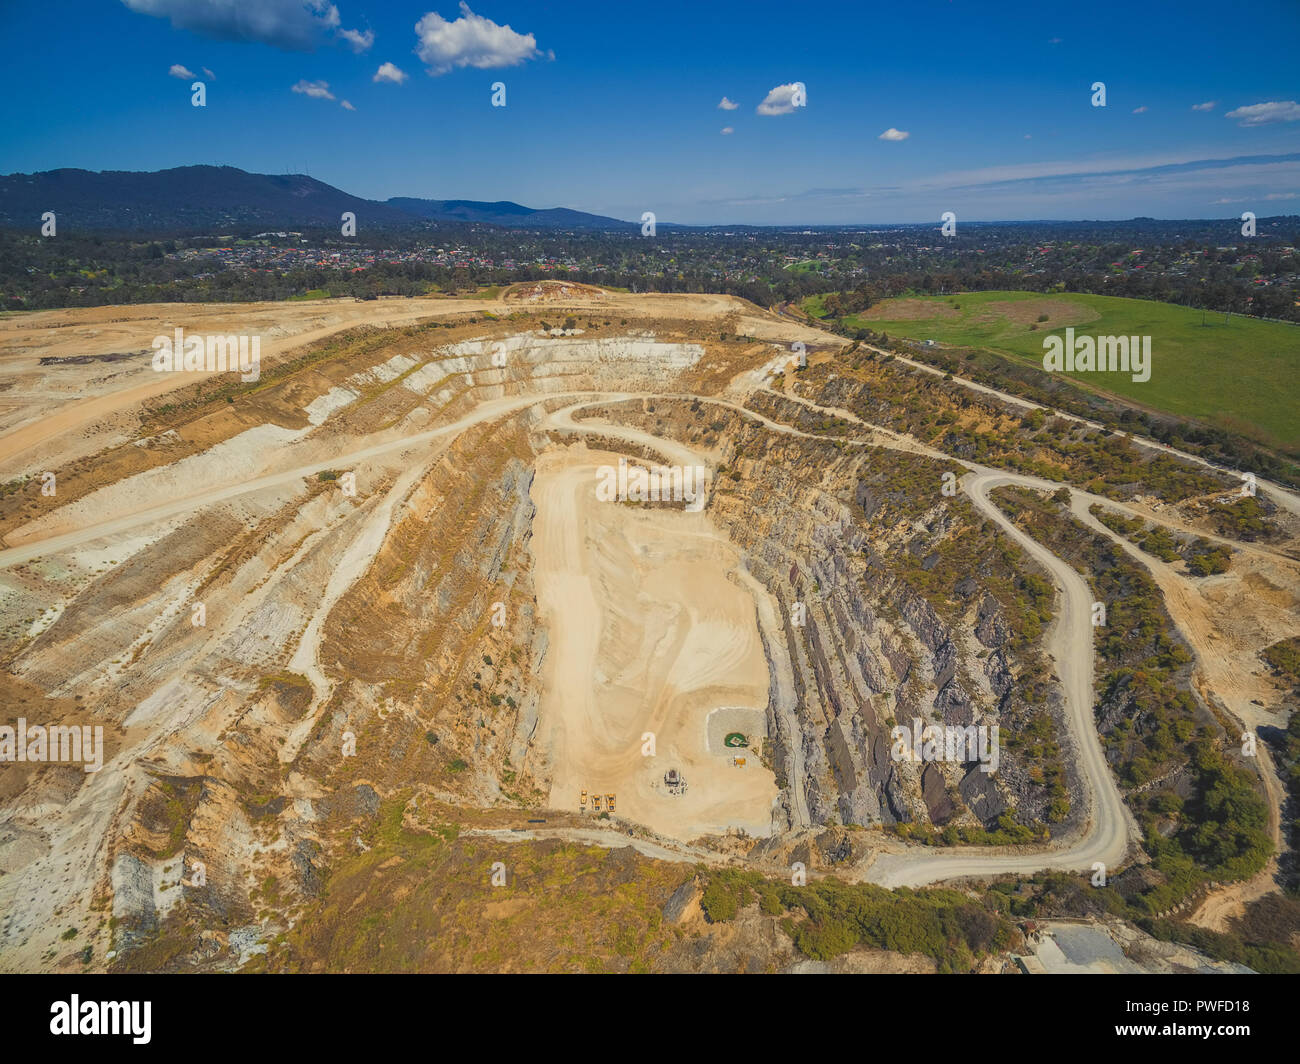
[0,287,1292,973]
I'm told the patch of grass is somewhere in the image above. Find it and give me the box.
[1262,636,1300,686]
[273,811,686,973]
[848,290,1300,452]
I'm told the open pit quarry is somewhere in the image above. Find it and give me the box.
[1,283,1297,973]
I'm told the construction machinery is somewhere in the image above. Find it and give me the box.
[580,789,587,806]
[591,793,602,811]
[606,793,616,812]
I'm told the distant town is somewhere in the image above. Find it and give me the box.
[6,216,1299,322]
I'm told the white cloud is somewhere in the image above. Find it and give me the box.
[1048,37,1061,44]
[1132,105,1147,114]
[202,66,215,79]
[1264,191,1298,200]
[338,27,374,53]
[168,63,195,79]
[756,83,806,116]
[878,127,909,141]
[123,0,341,51]
[373,61,408,84]
[415,2,548,76]
[1023,134,1032,140]
[1192,100,1217,111]
[721,126,734,135]
[1226,100,1300,126]
[718,96,738,110]
[292,79,335,100]
[340,99,355,111]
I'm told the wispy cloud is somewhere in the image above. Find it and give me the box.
[701,152,1300,222]
[721,126,734,135]
[1192,100,1217,111]
[338,27,374,53]
[1226,100,1300,126]
[718,96,738,110]
[878,127,909,141]
[291,79,335,101]
[168,64,195,79]
[340,99,355,111]
[920,150,1295,193]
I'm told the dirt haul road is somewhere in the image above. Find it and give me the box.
[757,387,1293,886]
[865,471,1137,888]
[545,397,1141,885]
[0,291,774,475]
[0,298,1276,896]
[0,385,1164,887]
[0,391,628,565]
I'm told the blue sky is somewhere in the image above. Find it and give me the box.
[1,0,1297,223]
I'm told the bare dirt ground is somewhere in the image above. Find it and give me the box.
[0,288,786,478]
[0,285,1295,972]
[976,298,1102,328]
[0,289,814,970]
[0,298,459,472]
[531,445,778,841]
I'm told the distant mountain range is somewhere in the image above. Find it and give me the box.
[387,196,627,230]
[0,165,633,232]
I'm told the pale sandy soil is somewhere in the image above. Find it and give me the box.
[0,291,797,479]
[1073,500,1300,739]
[1,288,1297,971]
[1071,501,1300,931]
[1188,867,1281,933]
[0,299,455,472]
[530,447,779,841]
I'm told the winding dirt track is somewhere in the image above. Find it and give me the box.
[770,304,1300,521]
[546,400,1137,886]
[1,313,1285,890]
[866,471,1135,887]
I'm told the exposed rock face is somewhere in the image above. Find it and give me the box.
[662,879,702,924]
[0,318,1080,972]
[110,853,157,951]
[594,394,1075,837]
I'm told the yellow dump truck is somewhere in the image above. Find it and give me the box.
[606,793,616,812]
